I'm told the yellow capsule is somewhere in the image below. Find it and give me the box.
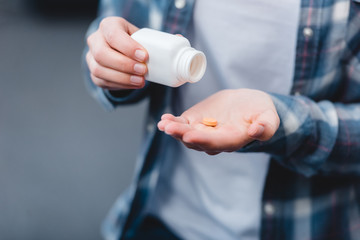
[202,117,217,127]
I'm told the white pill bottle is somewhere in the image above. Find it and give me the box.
[131,28,207,87]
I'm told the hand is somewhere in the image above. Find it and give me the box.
[86,17,148,90]
[158,89,280,155]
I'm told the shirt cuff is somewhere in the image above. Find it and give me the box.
[239,93,338,177]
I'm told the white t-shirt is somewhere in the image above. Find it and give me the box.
[146,0,300,239]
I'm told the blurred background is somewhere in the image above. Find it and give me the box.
[0,0,147,239]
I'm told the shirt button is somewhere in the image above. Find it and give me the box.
[303,27,313,38]
[175,0,186,9]
[264,202,275,216]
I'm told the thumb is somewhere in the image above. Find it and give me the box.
[247,109,279,141]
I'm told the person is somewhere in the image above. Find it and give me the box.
[83,0,360,239]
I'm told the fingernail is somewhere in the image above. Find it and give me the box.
[130,75,143,85]
[135,50,146,62]
[134,63,146,74]
[157,121,165,131]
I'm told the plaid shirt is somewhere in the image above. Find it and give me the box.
[83,0,360,239]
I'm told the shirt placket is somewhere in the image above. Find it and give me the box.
[292,0,323,97]
[163,0,195,34]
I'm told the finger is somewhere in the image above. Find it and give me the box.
[158,114,188,131]
[161,113,176,120]
[164,122,192,139]
[158,119,203,150]
[90,74,124,90]
[247,123,265,138]
[158,118,178,132]
[87,52,145,89]
[90,74,144,90]
[100,17,148,62]
[249,109,279,141]
[88,32,147,75]
[158,118,184,132]
[157,119,169,131]
[100,17,140,41]
[161,114,188,124]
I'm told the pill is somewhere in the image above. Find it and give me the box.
[202,117,217,127]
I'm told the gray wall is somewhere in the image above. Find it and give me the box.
[0,1,146,239]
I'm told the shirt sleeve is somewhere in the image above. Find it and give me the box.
[240,92,360,177]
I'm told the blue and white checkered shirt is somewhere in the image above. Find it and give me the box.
[82,0,360,239]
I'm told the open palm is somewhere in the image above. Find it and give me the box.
[158,89,279,155]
